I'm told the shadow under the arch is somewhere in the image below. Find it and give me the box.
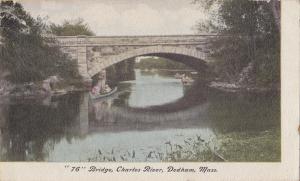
[88,81,212,133]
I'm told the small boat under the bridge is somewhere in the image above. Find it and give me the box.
[181,76,194,85]
[89,87,118,100]
[174,73,184,79]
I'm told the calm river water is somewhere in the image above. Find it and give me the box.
[0,69,280,161]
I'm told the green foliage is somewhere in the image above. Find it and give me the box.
[194,0,280,87]
[106,59,135,86]
[50,18,134,87]
[135,57,191,70]
[0,1,80,83]
[50,18,95,36]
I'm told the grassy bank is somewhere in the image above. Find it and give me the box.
[87,128,280,162]
[161,128,280,162]
[217,129,280,162]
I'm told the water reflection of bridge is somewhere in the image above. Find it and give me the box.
[81,85,210,134]
[89,101,210,133]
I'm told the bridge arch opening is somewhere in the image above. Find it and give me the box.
[92,53,210,107]
[90,54,209,94]
[88,46,209,78]
[89,46,211,107]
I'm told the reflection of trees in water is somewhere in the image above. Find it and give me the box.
[206,89,280,133]
[90,99,114,125]
[0,78,280,161]
[106,59,136,87]
[0,93,83,161]
[0,103,9,161]
[112,83,132,107]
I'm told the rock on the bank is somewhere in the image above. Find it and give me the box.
[0,79,14,96]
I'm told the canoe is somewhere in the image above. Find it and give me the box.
[89,87,118,100]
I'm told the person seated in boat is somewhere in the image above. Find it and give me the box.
[181,76,186,83]
[174,73,181,79]
[181,75,189,82]
[181,75,194,84]
[91,85,100,95]
[104,84,112,93]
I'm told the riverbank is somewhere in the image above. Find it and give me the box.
[140,69,279,93]
[0,79,14,97]
[209,81,280,93]
[0,79,279,99]
[140,68,194,72]
[0,79,88,98]
[217,128,280,162]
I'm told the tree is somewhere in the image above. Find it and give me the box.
[0,1,80,83]
[134,57,190,70]
[193,0,280,87]
[50,19,137,85]
[49,18,95,36]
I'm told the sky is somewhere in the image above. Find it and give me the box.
[16,0,207,36]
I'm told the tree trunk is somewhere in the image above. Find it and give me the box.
[269,0,281,32]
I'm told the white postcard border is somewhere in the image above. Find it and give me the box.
[0,0,299,180]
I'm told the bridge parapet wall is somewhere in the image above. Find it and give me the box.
[55,34,216,47]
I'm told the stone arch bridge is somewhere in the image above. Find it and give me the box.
[54,35,216,82]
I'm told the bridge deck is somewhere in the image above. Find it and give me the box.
[53,34,217,47]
